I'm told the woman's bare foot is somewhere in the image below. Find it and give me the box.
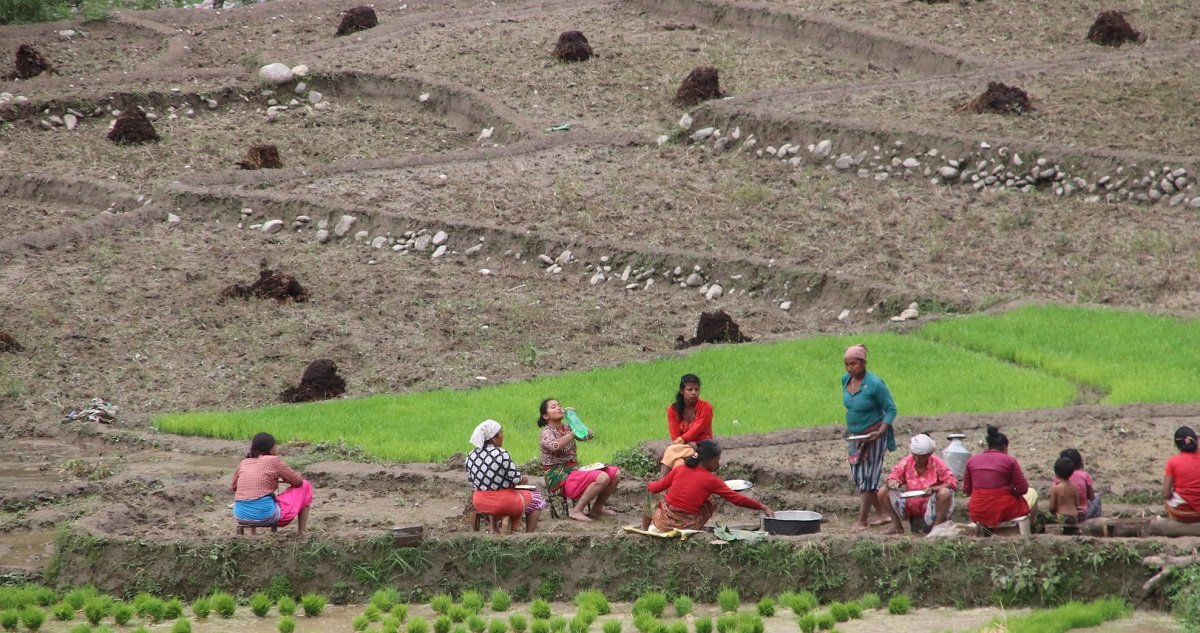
[568,511,593,522]
[592,507,618,517]
[869,516,891,526]
[881,525,905,536]
[850,522,870,533]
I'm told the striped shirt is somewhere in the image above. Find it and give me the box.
[232,455,303,500]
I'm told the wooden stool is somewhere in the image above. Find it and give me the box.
[547,488,591,519]
[975,515,1031,537]
[236,521,278,535]
[471,511,505,533]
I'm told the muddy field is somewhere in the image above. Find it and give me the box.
[1,0,1200,616]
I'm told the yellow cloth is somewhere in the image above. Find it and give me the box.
[622,525,702,540]
[661,444,696,468]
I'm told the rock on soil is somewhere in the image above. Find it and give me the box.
[14,44,51,79]
[1087,11,1144,47]
[673,66,723,108]
[221,269,309,303]
[336,6,378,37]
[955,81,1034,115]
[107,110,159,145]
[0,331,22,353]
[675,309,752,348]
[553,31,593,62]
[257,63,293,85]
[279,358,347,403]
[236,144,283,170]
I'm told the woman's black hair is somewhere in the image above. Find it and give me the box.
[684,439,722,468]
[537,398,554,428]
[1060,448,1084,470]
[672,374,702,419]
[248,432,276,458]
[985,425,1008,450]
[1176,426,1198,453]
[1053,456,1076,480]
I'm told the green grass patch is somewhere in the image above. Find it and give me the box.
[155,332,1074,463]
[918,305,1200,404]
[981,598,1129,632]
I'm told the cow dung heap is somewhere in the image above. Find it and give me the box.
[1086,11,1144,47]
[279,358,347,403]
[336,6,378,36]
[221,269,309,303]
[673,66,723,108]
[0,331,22,353]
[107,109,160,145]
[955,81,1034,115]
[14,44,51,79]
[553,31,593,62]
[675,309,752,349]
[236,144,283,170]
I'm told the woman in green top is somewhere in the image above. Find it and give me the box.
[842,343,898,532]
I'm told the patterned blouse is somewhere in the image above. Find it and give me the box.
[466,445,522,491]
[539,423,577,468]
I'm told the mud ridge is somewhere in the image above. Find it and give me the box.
[0,171,152,257]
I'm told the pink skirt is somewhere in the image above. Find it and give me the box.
[275,480,314,527]
[562,466,619,500]
[473,489,534,517]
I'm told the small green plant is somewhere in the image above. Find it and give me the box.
[489,618,509,633]
[858,594,881,610]
[667,624,686,633]
[382,617,403,633]
[432,594,455,615]
[529,599,552,620]
[755,598,774,618]
[139,596,165,622]
[168,617,191,633]
[469,615,487,633]
[68,625,91,633]
[610,447,657,479]
[717,588,739,613]
[573,591,611,616]
[633,593,667,618]
[887,596,910,616]
[673,597,692,618]
[826,603,848,623]
[83,599,108,625]
[548,616,567,633]
[250,593,272,618]
[372,588,400,612]
[192,597,212,619]
[436,615,454,633]
[62,590,94,612]
[602,620,621,633]
[18,607,44,632]
[735,614,762,633]
[461,591,484,614]
[212,592,237,618]
[279,616,296,633]
[814,613,834,631]
[0,608,17,628]
[409,616,431,633]
[163,598,183,619]
[844,602,861,620]
[450,606,471,622]
[354,614,371,631]
[394,604,410,622]
[490,590,511,612]
[301,594,327,617]
[111,602,134,625]
[569,619,587,633]
[532,620,551,633]
[277,596,295,617]
[796,614,815,633]
[715,614,736,633]
[575,608,597,627]
[365,605,382,622]
[51,604,73,621]
[510,614,528,633]
[694,617,712,633]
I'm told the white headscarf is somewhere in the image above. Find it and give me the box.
[469,419,502,449]
[909,434,936,456]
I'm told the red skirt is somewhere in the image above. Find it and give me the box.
[473,489,533,518]
[1166,500,1200,523]
[968,487,1029,527]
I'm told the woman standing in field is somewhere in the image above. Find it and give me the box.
[538,398,621,522]
[647,439,772,531]
[231,432,314,534]
[466,419,544,533]
[1164,426,1200,523]
[841,343,898,532]
[963,426,1037,527]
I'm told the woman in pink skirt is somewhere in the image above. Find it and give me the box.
[231,432,314,534]
[538,398,621,522]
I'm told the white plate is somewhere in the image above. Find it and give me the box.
[899,490,931,498]
[514,484,537,490]
[846,434,872,441]
[725,479,753,492]
[577,462,607,471]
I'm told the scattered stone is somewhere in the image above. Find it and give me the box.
[431,245,447,258]
[1087,10,1144,47]
[333,214,356,237]
[63,113,78,130]
[221,268,309,303]
[902,157,921,169]
[477,127,494,142]
[678,113,693,130]
[1190,198,1200,209]
[166,213,181,226]
[14,44,52,79]
[890,302,920,322]
[413,234,432,251]
[290,64,309,77]
[811,139,832,159]
[262,219,284,234]
[837,309,850,321]
[834,155,854,170]
[538,254,554,265]
[236,144,283,169]
[673,66,722,108]
[704,284,724,301]
[418,93,430,102]
[590,271,605,285]
[656,134,669,146]
[107,110,159,145]
[690,127,715,142]
[432,230,448,246]
[685,272,704,287]
[279,359,346,403]
[257,62,293,85]
[354,230,370,241]
[336,5,378,36]
[553,30,593,62]
[307,90,323,105]
[779,301,792,311]
[955,81,1034,115]
[370,236,387,249]
[555,249,572,265]
[316,230,330,243]
[675,310,751,349]
[938,166,960,179]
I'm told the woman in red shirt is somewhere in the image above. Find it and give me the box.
[1164,426,1200,523]
[964,426,1036,527]
[647,440,772,531]
[659,374,713,476]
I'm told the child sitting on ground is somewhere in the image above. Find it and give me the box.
[1058,448,1100,519]
[1048,457,1082,525]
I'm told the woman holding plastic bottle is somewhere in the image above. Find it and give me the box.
[538,398,621,522]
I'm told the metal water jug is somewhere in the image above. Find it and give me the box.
[943,433,971,482]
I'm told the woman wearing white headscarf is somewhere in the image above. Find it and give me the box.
[877,433,958,535]
[466,419,544,533]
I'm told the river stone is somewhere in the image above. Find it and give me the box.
[258,63,293,85]
[333,214,356,237]
[262,219,284,233]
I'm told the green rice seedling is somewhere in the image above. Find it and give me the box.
[94,627,115,633]
[373,588,400,612]
[632,613,660,633]
[736,613,763,633]
[715,614,736,633]
[163,598,183,619]
[432,594,455,615]
[111,602,134,625]
[633,592,667,618]
[530,599,552,620]
[408,616,431,633]
[532,619,551,633]
[575,607,597,627]
[171,617,191,633]
[510,614,528,633]
[717,588,739,613]
[51,603,73,621]
[490,590,511,612]
[301,594,326,617]
[192,597,212,619]
[366,605,383,622]
[62,589,96,612]
[394,604,411,622]
[0,611,17,632]
[279,616,297,633]
[569,618,587,633]
[673,596,692,617]
[573,591,610,616]
[844,602,861,620]
[451,605,471,622]
[131,627,149,633]
[667,623,687,633]
[693,617,712,633]
[381,616,402,633]
[354,614,371,631]
[83,598,108,625]
[469,615,488,633]
[796,614,816,633]
[814,613,834,631]
[453,626,469,633]
[212,592,238,618]
[25,587,54,609]
[490,618,509,633]
[250,593,273,617]
[997,598,1130,633]
[602,620,621,633]
[277,596,296,617]
[548,616,567,633]
[857,594,881,610]
[755,598,775,618]
[461,591,484,614]
[67,625,91,633]
[826,603,848,623]
[18,607,45,632]
[436,615,454,633]
[886,596,910,616]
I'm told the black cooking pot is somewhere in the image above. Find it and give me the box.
[762,510,822,535]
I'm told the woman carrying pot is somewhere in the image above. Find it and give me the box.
[842,343,898,532]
